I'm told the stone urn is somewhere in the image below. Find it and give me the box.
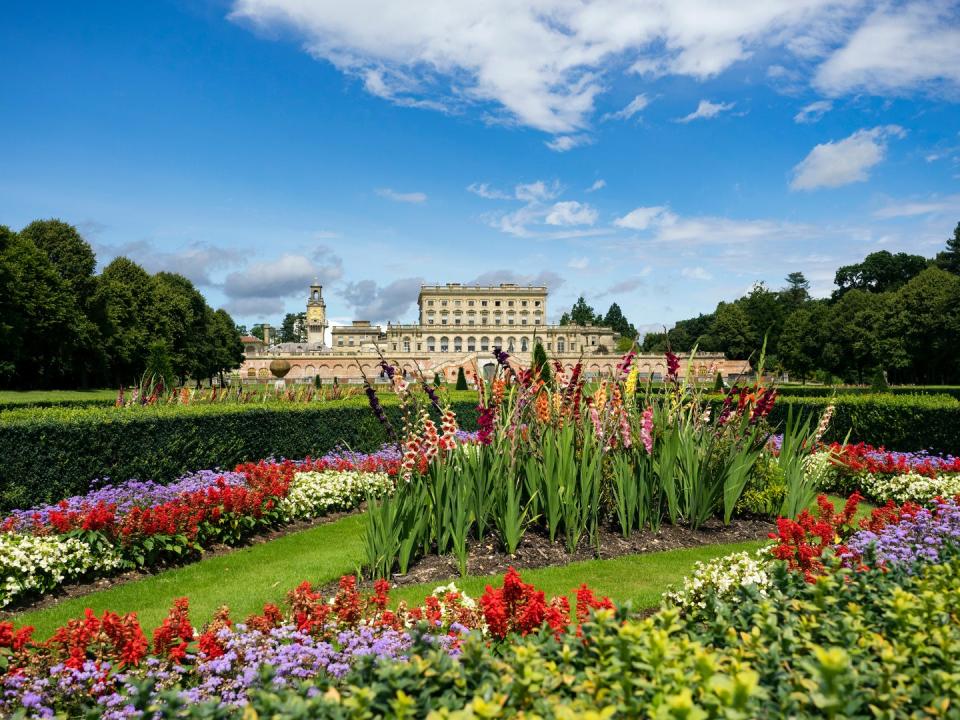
[269,359,292,379]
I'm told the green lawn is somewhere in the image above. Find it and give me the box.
[13,514,368,640]
[0,388,116,404]
[389,540,768,610]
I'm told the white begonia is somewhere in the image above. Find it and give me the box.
[277,470,393,521]
[665,550,771,614]
[0,532,123,608]
[860,471,960,505]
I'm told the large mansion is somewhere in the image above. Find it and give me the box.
[238,283,749,384]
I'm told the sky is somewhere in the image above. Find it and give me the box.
[2,1,959,333]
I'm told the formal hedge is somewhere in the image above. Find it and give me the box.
[0,392,479,512]
[773,385,960,401]
[0,397,116,412]
[760,393,960,453]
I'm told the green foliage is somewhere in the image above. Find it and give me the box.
[433,372,442,387]
[870,367,889,391]
[713,371,724,391]
[531,342,550,384]
[934,220,960,274]
[455,366,468,390]
[0,393,480,511]
[833,249,930,297]
[144,341,175,391]
[559,295,603,326]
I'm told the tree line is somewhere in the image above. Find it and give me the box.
[0,219,244,389]
[639,222,960,384]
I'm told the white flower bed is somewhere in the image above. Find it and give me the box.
[278,470,394,521]
[664,550,770,614]
[0,532,123,607]
[860,471,960,505]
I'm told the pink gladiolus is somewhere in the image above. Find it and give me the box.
[640,406,654,455]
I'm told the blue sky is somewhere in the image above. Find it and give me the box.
[2,1,958,332]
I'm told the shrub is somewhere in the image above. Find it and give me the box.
[712,393,960,453]
[0,393,479,511]
[455,366,468,390]
[870,367,889,391]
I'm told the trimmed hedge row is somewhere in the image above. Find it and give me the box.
[762,393,960,453]
[774,385,960,400]
[0,393,480,512]
[0,397,116,412]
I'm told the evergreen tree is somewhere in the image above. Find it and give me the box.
[935,221,960,274]
[782,272,811,308]
[532,342,551,384]
[433,372,442,387]
[455,366,468,390]
[713,371,724,391]
[870,367,889,391]
[602,302,637,339]
[560,296,602,326]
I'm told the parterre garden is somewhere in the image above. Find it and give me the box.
[2,350,960,717]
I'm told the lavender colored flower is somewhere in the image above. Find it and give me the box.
[846,499,960,570]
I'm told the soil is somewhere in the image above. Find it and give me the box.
[0,509,360,618]
[336,517,775,594]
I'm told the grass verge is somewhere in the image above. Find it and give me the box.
[13,514,367,639]
[390,539,769,610]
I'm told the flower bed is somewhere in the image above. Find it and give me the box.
[0,569,606,716]
[4,489,958,718]
[0,447,408,609]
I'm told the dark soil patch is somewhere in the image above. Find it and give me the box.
[1,509,360,618]
[328,517,774,595]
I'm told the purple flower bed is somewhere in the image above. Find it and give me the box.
[846,499,960,569]
[2,624,462,718]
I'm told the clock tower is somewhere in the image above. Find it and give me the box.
[306,283,328,346]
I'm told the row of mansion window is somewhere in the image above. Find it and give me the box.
[336,336,576,352]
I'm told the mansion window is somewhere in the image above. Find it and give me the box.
[467,337,476,351]
[455,300,461,306]
[441,318,448,325]
[535,301,541,306]
[454,337,463,352]
[468,300,475,306]
[508,319,514,325]
[521,319,527,325]
[427,337,436,351]
[494,336,503,349]
[349,340,354,346]
[468,319,475,325]
[522,300,527,306]
[392,343,398,351]
[495,300,501,307]
[557,339,565,352]
[481,336,490,351]
[546,342,552,350]
[520,337,529,352]
[428,300,434,306]
[417,343,422,351]
[442,300,448,306]
[507,338,516,351]
[440,337,449,351]
[403,340,411,352]
[508,300,514,307]
[428,319,435,325]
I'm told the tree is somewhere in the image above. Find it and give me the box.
[250,324,266,341]
[710,302,755,360]
[455,366,468,390]
[532,342,551,384]
[713,371,724,391]
[144,341,175,391]
[280,312,307,343]
[833,250,930,298]
[150,272,210,384]
[560,296,602,326]
[782,272,811,309]
[209,308,245,385]
[433,372,442,387]
[778,307,818,383]
[602,303,636,340]
[92,257,156,385]
[889,267,960,384]
[739,283,783,355]
[935,221,960,275]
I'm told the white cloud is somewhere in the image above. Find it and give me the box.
[231,0,888,135]
[545,134,592,152]
[676,99,735,123]
[545,201,598,226]
[793,99,832,123]
[586,179,606,193]
[97,240,245,286]
[614,206,673,230]
[568,256,590,270]
[815,2,960,97]
[224,250,344,300]
[467,182,511,200]
[873,194,960,219]
[340,276,426,322]
[376,187,428,203]
[602,94,650,121]
[681,266,713,281]
[790,125,906,190]
[514,180,561,203]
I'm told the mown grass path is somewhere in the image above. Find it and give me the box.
[14,514,367,639]
[389,540,768,609]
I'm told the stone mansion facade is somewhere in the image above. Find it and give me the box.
[238,283,750,385]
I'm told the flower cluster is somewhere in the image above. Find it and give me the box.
[769,493,863,582]
[859,471,960,505]
[0,533,123,607]
[846,498,960,569]
[665,550,770,613]
[0,570,596,717]
[278,471,393,521]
